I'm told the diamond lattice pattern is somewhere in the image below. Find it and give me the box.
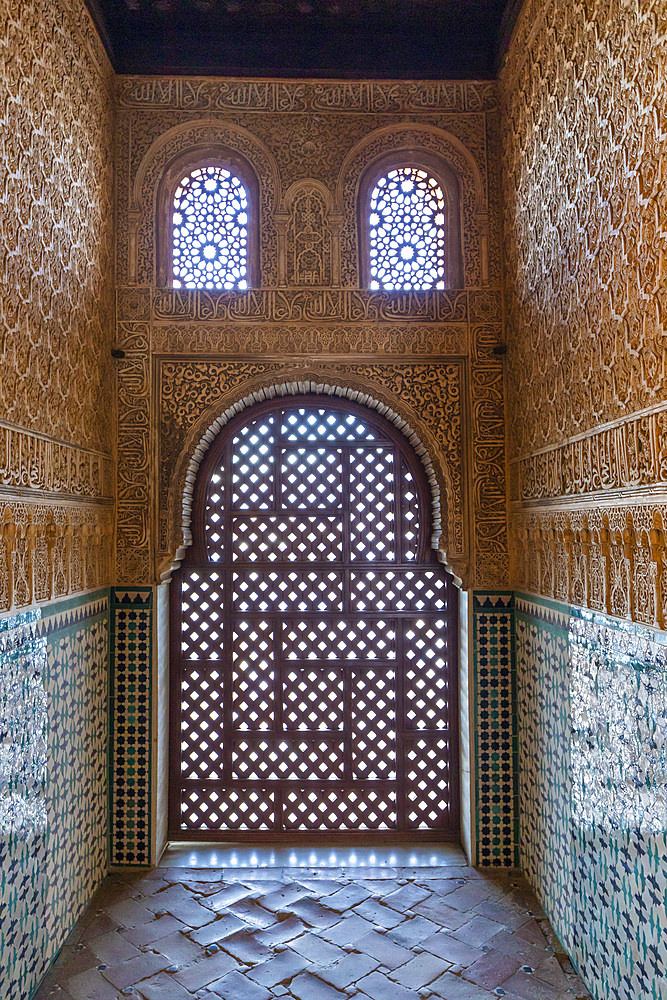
[283,619,396,660]
[232,619,275,730]
[181,787,274,830]
[205,466,225,560]
[281,449,343,508]
[173,401,456,837]
[284,788,397,830]
[284,668,344,730]
[349,447,396,560]
[232,516,343,562]
[352,669,397,779]
[404,617,450,731]
[180,571,224,660]
[231,416,275,508]
[281,407,377,441]
[406,737,451,828]
[180,666,225,779]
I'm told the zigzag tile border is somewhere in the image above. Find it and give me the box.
[110,587,153,867]
[37,593,110,637]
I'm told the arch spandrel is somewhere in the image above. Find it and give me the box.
[158,372,468,589]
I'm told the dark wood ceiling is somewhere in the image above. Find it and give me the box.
[86,0,522,78]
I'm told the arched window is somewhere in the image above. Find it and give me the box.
[170,396,459,840]
[359,154,463,289]
[157,149,260,288]
[172,165,249,289]
[368,167,446,290]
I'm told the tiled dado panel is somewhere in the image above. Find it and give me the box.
[516,595,667,1000]
[110,588,154,867]
[0,592,109,1000]
[471,593,518,868]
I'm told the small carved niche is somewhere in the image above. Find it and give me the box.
[285,184,334,287]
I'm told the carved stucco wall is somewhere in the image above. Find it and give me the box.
[501,0,667,624]
[114,78,508,592]
[501,3,667,997]
[0,1,114,996]
[0,0,115,615]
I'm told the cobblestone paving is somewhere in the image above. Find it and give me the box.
[34,865,591,1000]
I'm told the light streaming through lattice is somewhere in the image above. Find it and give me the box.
[172,166,248,289]
[173,402,457,835]
[369,167,446,291]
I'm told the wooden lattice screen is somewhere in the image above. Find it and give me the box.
[169,397,459,840]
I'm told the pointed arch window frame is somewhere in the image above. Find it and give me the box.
[157,146,261,288]
[358,151,464,290]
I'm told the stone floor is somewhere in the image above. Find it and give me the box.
[34,850,592,1000]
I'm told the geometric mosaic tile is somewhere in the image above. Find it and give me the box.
[516,594,667,1000]
[0,591,109,1000]
[472,591,518,868]
[110,587,153,867]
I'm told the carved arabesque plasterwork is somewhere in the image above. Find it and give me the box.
[501,0,667,458]
[116,357,152,584]
[116,287,152,322]
[149,287,469,323]
[471,315,508,588]
[113,283,511,589]
[0,0,115,457]
[117,100,495,288]
[511,506,667,632]
[0,425,114,500]
[150,323,468,356]
[283,182,335,287]
[502,0,667,621]
[117,78,498,114]
[511,405,667,502]
[113,77,509,591]
[337,124,487,287]
[482,107,503,290]
[129,121,281,286]
[0,502,112,614]
[0,0,115,619]
[157,361,464,578]
[120,107,489,209]
[255,112,490,196]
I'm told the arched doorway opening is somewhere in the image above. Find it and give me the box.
[169,396,459,840]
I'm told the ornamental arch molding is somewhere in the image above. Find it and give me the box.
[281,178,336,216]
[160,375,464,587]
[334,124,488,287]
[128,118,282,285]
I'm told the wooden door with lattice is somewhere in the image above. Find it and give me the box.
[169,397,459,840]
